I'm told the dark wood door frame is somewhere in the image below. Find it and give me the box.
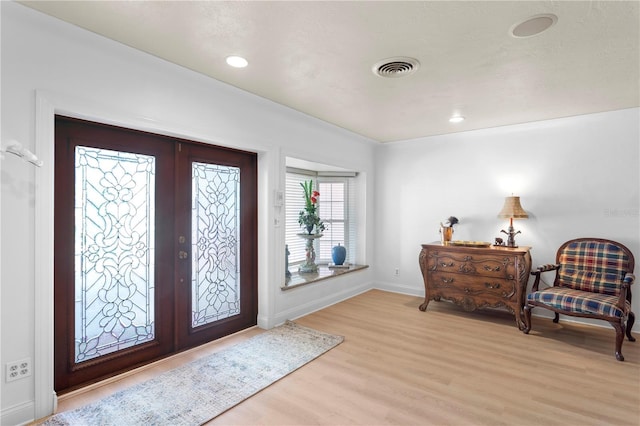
[54,116,257,393]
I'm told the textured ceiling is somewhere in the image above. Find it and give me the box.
[21,1,640,143]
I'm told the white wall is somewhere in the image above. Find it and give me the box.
[0,3,376,424]
[374,108,640,330]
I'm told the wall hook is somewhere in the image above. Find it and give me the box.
[1,141,43,167]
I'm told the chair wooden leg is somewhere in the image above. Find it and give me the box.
[523,305,532,334]
[611,321,625,361]
[553,312,559,323]
[626,312,636,342]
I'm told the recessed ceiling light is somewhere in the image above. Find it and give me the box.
[449,115,465,123]
[510,14,558,38]
[226,56,248,68]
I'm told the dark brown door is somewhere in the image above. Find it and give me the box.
[54,116,257,393]
[174,139,257,349]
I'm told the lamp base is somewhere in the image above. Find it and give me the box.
[500,225,521,248]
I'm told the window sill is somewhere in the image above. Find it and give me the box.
[281,264,369,291]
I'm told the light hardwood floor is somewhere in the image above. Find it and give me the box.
[41,290,639,425]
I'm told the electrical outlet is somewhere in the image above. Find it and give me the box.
[6,358,31,382]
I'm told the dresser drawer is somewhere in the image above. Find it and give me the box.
[428,272,517,300]
[427,252,516,280]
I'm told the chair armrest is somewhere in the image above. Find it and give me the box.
[530,264,560,292]
[534,264,561,273]
[623,273,635,286]
[616,273,635,309]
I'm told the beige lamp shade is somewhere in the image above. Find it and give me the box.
[497,196,528,219]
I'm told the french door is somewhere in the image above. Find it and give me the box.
[54,116,257,393]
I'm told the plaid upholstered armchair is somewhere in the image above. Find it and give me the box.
[523,238,636,361]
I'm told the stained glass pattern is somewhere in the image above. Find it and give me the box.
[191,162,241,327]
[74,146,155,363]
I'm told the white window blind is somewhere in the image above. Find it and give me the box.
[318,180,346,262]
[285,171,313,264]
[346,177,357,264]
[286,169,357,267]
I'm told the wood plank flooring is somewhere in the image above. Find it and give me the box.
[41,290,640,425]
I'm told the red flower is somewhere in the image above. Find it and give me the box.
[310,196,317,204]
[312,191,320,197]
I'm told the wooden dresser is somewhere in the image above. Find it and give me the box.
[419,242,531,329]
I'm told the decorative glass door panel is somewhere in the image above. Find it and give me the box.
[191,162,241,327]
[74,147,156,362]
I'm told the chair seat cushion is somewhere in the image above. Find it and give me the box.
[527,286,630,318]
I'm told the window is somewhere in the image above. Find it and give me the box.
[317,180,346,261]
[285,170,313,264]
[285,168,357,266]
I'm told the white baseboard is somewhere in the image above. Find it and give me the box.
[373,281,423,297]
[1,400,35,426]
[273,281,372,326]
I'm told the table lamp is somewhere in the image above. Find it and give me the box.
[498,196,528,247]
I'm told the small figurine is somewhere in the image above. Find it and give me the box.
[494,237,504,246]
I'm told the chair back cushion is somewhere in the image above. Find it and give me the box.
[557,240,631,296]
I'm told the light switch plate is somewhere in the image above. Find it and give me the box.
[274,190,284,207]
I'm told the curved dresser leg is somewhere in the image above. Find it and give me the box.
[419,299,430,312]
[522,305,532,334]
[553,312,560,323]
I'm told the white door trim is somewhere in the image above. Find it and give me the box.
[33,90,273,419]
[34,92,56,418]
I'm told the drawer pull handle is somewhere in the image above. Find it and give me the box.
[460,265,475,274]
[440,261,454,267]
[441,277,454,283]
[483,265,501,272]
[485,282,501,289]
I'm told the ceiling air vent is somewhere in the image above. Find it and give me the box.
[373,57,420,78]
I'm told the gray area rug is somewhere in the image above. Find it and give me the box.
[44,321,343,426]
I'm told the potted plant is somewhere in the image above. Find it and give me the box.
[298,180,326,235]
[440,216,459,243]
